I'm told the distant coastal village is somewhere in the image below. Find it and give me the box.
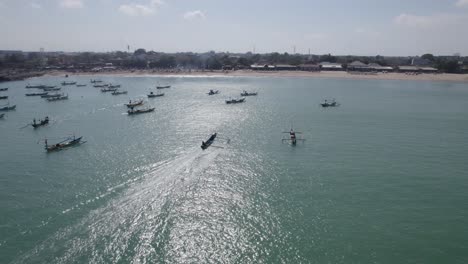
[1,49,467,82]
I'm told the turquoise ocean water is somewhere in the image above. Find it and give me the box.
[0,75,467,263]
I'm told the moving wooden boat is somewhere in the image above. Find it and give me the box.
[90,79,103,83]
[26,92,48,96]
[47,94,68,101]
[225,98,246,104]
[45,136,85,152]
[128,107,155,115]
[0,88,8,91]
[101,87,117,92]
[156,85,171,89]
[61,81,77,86]
[108,84,121,88]
[32,116,49,128]
[76,84,87,87]
[201,133,217,150]
[125,99,144,108]
[240,91,258,96]
[112,90,128,95]
[320,99,339,108]
[0,96,8,100]
[0,105,16,111]
[0,113,4,118]
[147,91,164,98]
[43,87,61,91]
[207,90,219,95]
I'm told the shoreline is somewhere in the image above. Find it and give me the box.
[38,69,468,83]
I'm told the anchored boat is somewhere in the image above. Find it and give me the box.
[26,92,48,96]
[207,90,219,95]
[0,88,8,91]
[0,96,8,100]
[93,84,108,88]
[26,84,46,89]
[0,104,16,111]
[101,87,117,92]
[320,99,339,107]
[240,90,258,96]
[225,98,246,104]
[61,81,77,86]
[47,94,68,101]
[156,85,171,89]
[128,107,155,115]
[41,93,62,98]
[111,90,128,95]
[125,99,144,108]
[43,87,61,91]
[32,117,49,128]
[147,91,164,98]
[45,136,85,152]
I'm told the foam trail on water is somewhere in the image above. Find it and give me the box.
[13,148,222,263]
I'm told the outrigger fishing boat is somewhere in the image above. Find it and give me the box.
[125,99,144,108]
[93,84,108,88]
[147,91,164,98]
[0,104,16,111]
[32,116,49,128]
[47,94,68,101]
[108,84,121,88]
[111,90,128,95]
[225,98,246,104]
[201,133,217,150]
[90,79,103,83]
[156,85,171,89]
[26,92,48,96]
[44,135,85,152]
[207,89,219,95]
[282,128,305,145]
[240,90,258,96]
[43,87,61,91]
[26,84,46,89]
[320,99,339,108]
[61,81,77,86]
[0,96,8,100]
[41,93,62,98]
[101,87,117,92]
[0,88,8,91]
[127,107,155,115]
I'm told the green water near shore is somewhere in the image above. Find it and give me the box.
[1,76,467,263]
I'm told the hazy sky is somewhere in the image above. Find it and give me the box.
[1,0,468,55]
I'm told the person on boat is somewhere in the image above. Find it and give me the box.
[33,118,36,125]
[290,129,296,138]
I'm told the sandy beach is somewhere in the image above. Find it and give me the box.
[41,69,468,83]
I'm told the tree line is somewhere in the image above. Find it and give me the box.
[0,49,466,73]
